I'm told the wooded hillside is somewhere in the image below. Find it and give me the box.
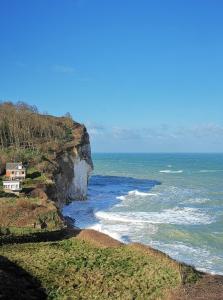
[0,101,74,150]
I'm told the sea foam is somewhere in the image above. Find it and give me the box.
[95,207,213,225]
[150,241,223,275]
[159,170,183,174]
[199,169,223,173]
[128,190,158,196]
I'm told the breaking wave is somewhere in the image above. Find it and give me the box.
[199,169,223,173]
[150,241,223,275]
[117,190,158,200]
[95,207,213,225]
[159,170,183,174]
[63,169,223,275]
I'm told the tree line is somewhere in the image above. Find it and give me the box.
[0,101,74,150]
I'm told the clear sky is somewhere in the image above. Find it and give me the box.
[0,0,223,152]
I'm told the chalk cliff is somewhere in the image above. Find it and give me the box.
[0,102,93,207]
[0,102,93,232]
[51,122,93,207]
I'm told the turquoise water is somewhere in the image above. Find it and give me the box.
[64,153,223,274]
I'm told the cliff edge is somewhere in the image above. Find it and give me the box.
[50,121,93,206]
[0,102,93,233]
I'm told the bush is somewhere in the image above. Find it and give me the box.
[17,199,37,210]
[30,188,48,204]
[0,227,10,235]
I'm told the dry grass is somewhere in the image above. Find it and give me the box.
[17,198,38,210]
[0,197,64,233]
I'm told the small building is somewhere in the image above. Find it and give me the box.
[3,180,22,193]
[6,162,26,180]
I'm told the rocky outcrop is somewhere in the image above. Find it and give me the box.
[51,122,93,207]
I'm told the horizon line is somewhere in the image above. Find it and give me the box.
[92,152,223,154]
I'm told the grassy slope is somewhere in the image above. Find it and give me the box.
[0,167,64,236]
[0,165,200,300]
[0,232,199,300]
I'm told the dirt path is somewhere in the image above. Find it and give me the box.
[174,274,223,300]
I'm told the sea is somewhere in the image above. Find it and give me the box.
[63,153,223,275]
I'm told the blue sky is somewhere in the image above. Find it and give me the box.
[0,0,223,152]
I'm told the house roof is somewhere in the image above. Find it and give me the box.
[3,180,21,184]
[6,162,24,170]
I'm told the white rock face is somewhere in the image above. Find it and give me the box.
[68,157,92,200]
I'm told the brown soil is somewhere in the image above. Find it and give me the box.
[75,228,123,248]
[172,274,223,300]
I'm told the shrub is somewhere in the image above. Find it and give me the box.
[17,199,37,210]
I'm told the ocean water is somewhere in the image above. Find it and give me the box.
[63,153,223,275]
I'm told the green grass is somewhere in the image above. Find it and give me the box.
[0,237,192,300]
[0,226,43,236]
[0,148,42,166]
[23,167,48,188]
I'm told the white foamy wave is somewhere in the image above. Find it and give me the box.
[116,195,126,200]
[128,190,158,197]
[89,223,124,241]
[159,170,183,174]
[95,207,213,225]
[89,221,158,242]
[186,197,210,204]
[199,169,223,173]
[116,190,158,201]
[150,241,223,275]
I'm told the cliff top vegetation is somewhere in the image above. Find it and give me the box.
[0,230,200,300]
[0,102,81,235]
[0,101,76,166]
[0,101,89,175]
[0,101,74,150]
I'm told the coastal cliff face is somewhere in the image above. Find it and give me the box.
[52,123,93,207]
[0,102,93,208]
[0,102,93,233]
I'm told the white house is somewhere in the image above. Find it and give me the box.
[3,180,22,193]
